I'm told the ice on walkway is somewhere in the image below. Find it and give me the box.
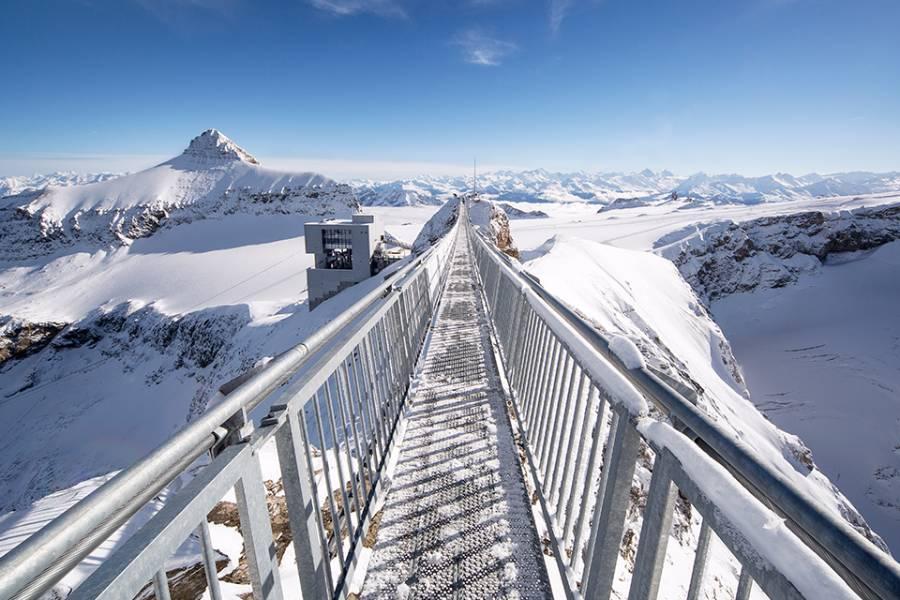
[360,224,550,598]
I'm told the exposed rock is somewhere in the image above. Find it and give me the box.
[0,318,67,367]
[497,203,548,219]
[658,203,900,303]
[469,198,520,259]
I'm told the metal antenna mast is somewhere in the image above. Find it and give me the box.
[473,158,477,197]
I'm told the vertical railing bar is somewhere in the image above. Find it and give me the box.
[570,385,605,571]
[562,374,597,545]
[377,316,402,430]
[526,326,554,433]
[530,334,558,455]
[508,299,533,391]
[197,519,224,600]
[524,318,549,419]
[234,456,285,600]
[539,350,572,480]
[512,304,535,388]
[350,347,379,492]
[297,401,337,596]
[735,566,754,600]
[152,569,171,600]
[545,357,579,499]
[535,341,565,468]
[337,361,368,515]
[312,388,347,569]
[275,405,332,599]
[549,365,584,509]
[686,520,712,600]
[626,450,677,600]
[583,409,642,599]
[323,376,358,543]
[363,333,390,460]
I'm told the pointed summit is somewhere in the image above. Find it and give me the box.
[178,129,259,165]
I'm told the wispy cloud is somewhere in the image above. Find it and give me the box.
[453,28,517,66]
[308,0,406,18]
[133,0,239,28]
[549,0,574,35]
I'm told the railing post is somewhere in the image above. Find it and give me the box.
[583,409,641,599]
[234,457,284,600]
[735,567,754,600]
[197,520,224,600]
[686,520,712,600]
[152,569,171,600]
[272,406,330,600]
[627,450,677,600]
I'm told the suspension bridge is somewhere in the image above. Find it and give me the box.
[0,200,898,600]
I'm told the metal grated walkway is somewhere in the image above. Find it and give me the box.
[360,224,551,598]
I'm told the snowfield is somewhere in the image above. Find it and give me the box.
[1,145,898,599]
[713,241,900,553]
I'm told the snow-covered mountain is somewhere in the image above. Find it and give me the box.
[0,130,370,515]
[0,129,359,261]
[353,168,900,207]
[353,179,452,206]
[0,172,123,198]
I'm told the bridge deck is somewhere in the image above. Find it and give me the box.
[360,225,551,598]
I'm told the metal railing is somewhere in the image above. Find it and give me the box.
[0,216,458,600]
[467,208,900,600]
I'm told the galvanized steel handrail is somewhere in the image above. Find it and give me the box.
[466,204,900,600]
[0,214,459,600]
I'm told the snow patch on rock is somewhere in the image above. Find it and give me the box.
[658,203,900,302]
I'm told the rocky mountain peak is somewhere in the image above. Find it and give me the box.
[179,129,259,165]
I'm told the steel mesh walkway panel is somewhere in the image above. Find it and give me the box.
[360,225,551,599]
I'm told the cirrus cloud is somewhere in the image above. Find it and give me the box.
[308,0,406,18]
[452,28,518,66]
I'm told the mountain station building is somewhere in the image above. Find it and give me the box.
[305,214,404,309]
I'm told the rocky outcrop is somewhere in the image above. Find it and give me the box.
[0,318,67,367]
[469,198,520,259]
[658,203,900,302]
[497,203,548,219]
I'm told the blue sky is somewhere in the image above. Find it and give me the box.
[1,0,898,179]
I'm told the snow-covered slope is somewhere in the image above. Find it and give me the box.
[0,131,412,517]
[354,169,900,208]
[522,236,890,597]
[0,172,122,198]
[713,241,900,554]
[0,129,359,261]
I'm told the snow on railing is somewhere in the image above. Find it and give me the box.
[466,207,900,600]
[0,219,459,600]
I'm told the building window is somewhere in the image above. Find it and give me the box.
[322,228,353,270]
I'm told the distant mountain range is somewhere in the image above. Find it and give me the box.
[0,130,358,261]
[0,171,123,198]
[6,162,900,212]
[352,169,900,207]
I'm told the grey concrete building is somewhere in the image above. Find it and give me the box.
[305,214,383,309]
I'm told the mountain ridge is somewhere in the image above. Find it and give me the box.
[353,169,900,207]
